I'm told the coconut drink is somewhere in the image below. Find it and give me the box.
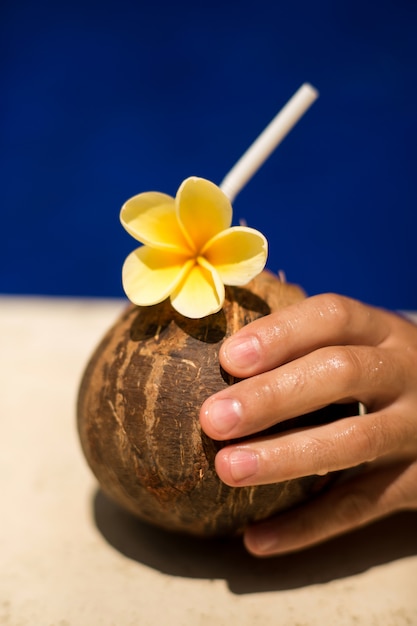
[77,84,351,536]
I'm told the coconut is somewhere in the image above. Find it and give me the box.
[77,270,353,536]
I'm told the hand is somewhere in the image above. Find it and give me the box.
[199,293,417,556]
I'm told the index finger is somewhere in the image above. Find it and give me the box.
[220,293,391,378]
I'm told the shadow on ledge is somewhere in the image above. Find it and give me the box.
[93,489,417,595]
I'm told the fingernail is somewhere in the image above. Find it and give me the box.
[224,335,260,368]
[205,398,242,436]
[229,449,258,482]
[248,525,279,554]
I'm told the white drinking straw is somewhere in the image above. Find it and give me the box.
[220,83,319,203]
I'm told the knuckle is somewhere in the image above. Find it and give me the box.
[345,419,381,463]
[292,511,327,545]
[255,378,285,410]
[360,413,389,457]
[351,409,414,463]
[315,293,353,330]
[335,489,372,525]
[258,365,307,404]
[303,435,339,476]
[322,345,363,390]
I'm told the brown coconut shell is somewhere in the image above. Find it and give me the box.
[77,270,355,537]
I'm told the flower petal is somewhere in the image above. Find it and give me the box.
[122,246,192,306]
[170,258,225,318]
[203,226,268,286]
[120,192,191,252]
[176,177,232,253]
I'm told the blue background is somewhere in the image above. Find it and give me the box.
[2,0,416,309]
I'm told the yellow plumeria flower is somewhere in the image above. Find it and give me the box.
[120,176,268,319]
